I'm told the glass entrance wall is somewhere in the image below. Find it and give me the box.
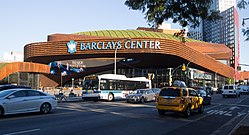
[0,72,39,89]
[100,68,226,88]
[66,67,227,89]
[69,68,171,88]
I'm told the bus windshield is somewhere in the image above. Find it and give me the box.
[83,79,98,90]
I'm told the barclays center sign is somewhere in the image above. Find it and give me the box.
[66,40,161,54]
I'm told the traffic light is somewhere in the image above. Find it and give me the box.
[182,64,186,71]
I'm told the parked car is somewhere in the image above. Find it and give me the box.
[0,89,57,116]
[191,86,211,105]
[0,84,31,91]
[151,88,161,98]
[156,86,204,117]
[205,86,213,95]
[237,85,249,94]
[151,88,161,95]
[126,89,155,103]
[196,89,211,105]
[222,85,240,98]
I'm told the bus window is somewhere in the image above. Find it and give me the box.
[100,79,109,90]
[83,80,98,90]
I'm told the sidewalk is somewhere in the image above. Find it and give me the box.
[230,113,249,135]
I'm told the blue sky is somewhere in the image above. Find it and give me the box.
[0,0,248,70]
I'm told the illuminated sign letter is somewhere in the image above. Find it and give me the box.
[124,41,130,49]
[155,41,161,49]
[80,42,86,50]
[67,40,77,53]
[92,42,97,50]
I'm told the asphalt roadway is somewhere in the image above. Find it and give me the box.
[1,94,249,135]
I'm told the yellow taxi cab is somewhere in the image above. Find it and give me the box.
[156,81,204,117]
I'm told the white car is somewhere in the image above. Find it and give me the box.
[222,85,240,98]
[0,89,57,116]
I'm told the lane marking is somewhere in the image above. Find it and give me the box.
[228,112,249,135]
[229,106,240,110]
[221,103,249,108]
[210,114,241,135]
[205,104,221,111]
[0,111,75,122]
[3,128,40,135]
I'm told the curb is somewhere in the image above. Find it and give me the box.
[229,113,249,135]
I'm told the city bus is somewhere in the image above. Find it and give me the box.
[82,74,151,101]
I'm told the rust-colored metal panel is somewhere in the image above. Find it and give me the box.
[185,42,232,60]
[0,62,50,80]
[239,71,249,80]
[39,74,58,87]
[24,37,235,79]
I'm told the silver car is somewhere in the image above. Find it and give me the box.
[0,89,57,116]
[126,89,155,103]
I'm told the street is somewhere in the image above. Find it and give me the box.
[1,94,249,135]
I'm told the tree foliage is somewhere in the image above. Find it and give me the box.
[238,0,249,41]
[237,0,248,9]
[124,0,221,28]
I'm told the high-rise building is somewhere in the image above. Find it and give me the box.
[188,20,203,41]
[3,51,23,62]
[188,0,239,79]
[203,7,239,70]
[210,0,236,12]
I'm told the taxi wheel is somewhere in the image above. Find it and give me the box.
[158,109,165,115]
[184,106,191,117]
[0,106,4,116]
[198,104,204,113]
[208,100,211,105]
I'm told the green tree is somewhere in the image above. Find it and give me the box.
[238,0,249,41]
[237,0,248,9]
[226,78,235,84]
[124,0,221,28]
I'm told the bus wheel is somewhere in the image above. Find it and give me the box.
[108,93,114,101]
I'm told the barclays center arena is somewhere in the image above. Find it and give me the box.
[0,27,237,89]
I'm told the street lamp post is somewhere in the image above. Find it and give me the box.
[185,61,194,86]
[114,47,118,75]
[114,38,131,75]
[72,78,74,88]
[170,64,183,84]
[172,65,183,76]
